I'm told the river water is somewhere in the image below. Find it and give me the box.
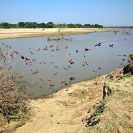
[0,29,133,98]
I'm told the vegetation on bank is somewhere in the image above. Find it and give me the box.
[84,54,133,132]
[105,26,133,28]
[0,44,30,132]
[123,54,133,75]
[0,22,103,29]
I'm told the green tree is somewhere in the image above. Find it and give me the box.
[39,23,47,28]
[75,23,83,28]
[67,23,76,28]
[0,22,10,28]
[56,23,63,28]
[18,22,26,28]
[46,22,55,28]
[25,22,38,28]
[10,24,18,28]
[84,24,91,28]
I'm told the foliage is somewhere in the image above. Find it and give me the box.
[18,22,26,28]
[25,22,38,28]
[46,22,55,28]
[123,53,133,74]
[0,22,10,29]
[129,54,133,60]
[94,101,106,116]
[0,44,30,123]
[0,22,103,29]
[39,22,47,28]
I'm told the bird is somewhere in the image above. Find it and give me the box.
[14,51,19,54]
[40,62,46,64]
[49,44,53,48]
[84,48,91,51]
[82,61,88,66]
[31,70,39,75]
[50,84,55,87]
[68,59,72,63]
[37,48,40,51]
[98,67,101,70]
[94,43,101,47]
[61,80,65,84]
[54,72,58,75]
[70,77,75,81]
[66,46,69,49]
[25,57,30,61]
[40,78,44,81]
[70,61,74,64]
[19,75,24,78]
[67,66,71,68]
[55,66,58,68]
[51,49,54,52]
[30,51,34,54]
[109,44,113,48]
[32,59,36,62]
[21,55,25,59]
[43,46,47,51]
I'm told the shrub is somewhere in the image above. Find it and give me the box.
[123,53,133,74]
[94,101,106,116]
[0,44,30,123]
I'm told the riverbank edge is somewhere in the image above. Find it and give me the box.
[0,28,114,39]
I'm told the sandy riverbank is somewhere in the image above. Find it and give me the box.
[0,28,113,39]
[1,67,133,133]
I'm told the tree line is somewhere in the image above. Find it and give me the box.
[105,26,133,28]
[0,22,103,29]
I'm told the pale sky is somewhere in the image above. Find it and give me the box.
[0,0,133,26]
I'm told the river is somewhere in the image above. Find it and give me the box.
[0,29,133,98]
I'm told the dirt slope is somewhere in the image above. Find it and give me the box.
[1,68,133,133]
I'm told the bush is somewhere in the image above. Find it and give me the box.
[94,101,106,116]
[129,54,133,60]
[123,53,133,74]
[0,44,30,123]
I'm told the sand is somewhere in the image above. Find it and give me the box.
[11,68,133,133]
[0,28,113,39]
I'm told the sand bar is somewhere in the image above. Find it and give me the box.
[0,28,113,39]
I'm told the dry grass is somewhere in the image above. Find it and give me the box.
[73,70,133,133]
[0,44,30,132]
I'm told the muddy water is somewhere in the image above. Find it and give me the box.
[0,29,133,98]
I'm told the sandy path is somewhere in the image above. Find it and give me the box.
[14,74,106,133]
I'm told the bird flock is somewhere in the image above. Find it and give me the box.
[0,33,131,96]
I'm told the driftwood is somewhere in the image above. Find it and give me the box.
[122,31,131,35]
[47,36,72,41]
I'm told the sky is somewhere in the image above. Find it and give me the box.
[0,0,133,26]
